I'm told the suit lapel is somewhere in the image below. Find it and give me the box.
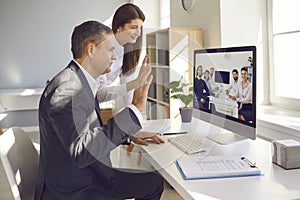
[94,97,103,126]
[68,60,103,126]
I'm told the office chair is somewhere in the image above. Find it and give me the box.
[0,127,39,200]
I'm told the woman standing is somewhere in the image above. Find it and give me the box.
[97,3,150,112]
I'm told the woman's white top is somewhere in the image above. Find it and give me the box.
[75,59,143,123]
[236,81,252,104]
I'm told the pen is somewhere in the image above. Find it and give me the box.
[241,156,256,168]
[159,131,187,136]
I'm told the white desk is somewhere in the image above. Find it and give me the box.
[209,96,238,118]
[139,118,300,200]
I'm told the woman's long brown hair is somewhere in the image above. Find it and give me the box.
[112,3,145,75]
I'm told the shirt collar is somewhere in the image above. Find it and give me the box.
[73,59,99,97]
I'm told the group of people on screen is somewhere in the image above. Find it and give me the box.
[194,65,253,122]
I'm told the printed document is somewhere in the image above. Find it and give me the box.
[176,155,261,180]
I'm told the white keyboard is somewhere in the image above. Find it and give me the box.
[168,134,205,154]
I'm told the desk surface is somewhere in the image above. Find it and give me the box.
[139,118,300,200]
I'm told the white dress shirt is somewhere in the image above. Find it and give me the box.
[97,39,127,103]
[96,38,141,113]
[227,80,240,96]
[236,81,252,104]
[73,59,143,124]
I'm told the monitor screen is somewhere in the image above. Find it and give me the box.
[215,71,230,84]
[193,46,256,144]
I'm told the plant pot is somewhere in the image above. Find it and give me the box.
[179,107,193,123]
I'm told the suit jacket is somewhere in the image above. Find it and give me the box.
[35,61,142,200]
[194,77,210,99]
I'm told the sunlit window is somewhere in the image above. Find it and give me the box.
[273,33,300,99]
[270,0,300,107]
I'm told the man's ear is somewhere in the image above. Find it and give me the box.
[87,43,95,58]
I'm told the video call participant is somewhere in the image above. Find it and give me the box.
[194,65,210,109]
[226,68,239,96]
[229,67,253,121]
[204,69,217,96]
[209,67,219,92]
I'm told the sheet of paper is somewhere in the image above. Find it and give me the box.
[176,155,261,179]
[197,159,250,172]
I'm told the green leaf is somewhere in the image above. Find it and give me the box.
[179,95,188,106]
[171,88,183,93]
[187,94,193,102]
[165,81,180,90]
[170,94,182,99]
[166,78,194,107]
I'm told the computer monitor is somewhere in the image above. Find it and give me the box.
[193,46,256,144]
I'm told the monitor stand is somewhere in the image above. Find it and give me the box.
[206,132,247,145]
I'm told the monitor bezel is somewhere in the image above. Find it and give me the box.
[193,46,256,140]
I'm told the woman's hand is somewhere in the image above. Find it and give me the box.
[126,55,152,92]
[136,55,152,86]
[132,73,153,112]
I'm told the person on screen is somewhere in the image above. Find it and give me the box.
[204,69,217,96]
[34,20,164,200]
[229,67,253,121]
[210,67,215,81]
[209,67,219,92]
[97,3,148,112]
[194,65,210,109]
[226,68,239,96]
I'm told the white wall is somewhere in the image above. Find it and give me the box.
[0,0,128,89]
[132,0,160,29]
[221,0,262,46]
[131,0,161,52]
[195,52,253,72]
[220,0,270,105]
[0,0,129,128]
[169,0,221,48]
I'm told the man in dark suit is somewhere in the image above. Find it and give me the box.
[35,20,164,200]
[194,65,210,110]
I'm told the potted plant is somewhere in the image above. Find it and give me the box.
[165,76,193,122]
[248,56,253,66]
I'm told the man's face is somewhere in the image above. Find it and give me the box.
[197,67,203,77]
[232,72,238,81]
[92,33,116,76]
[210,68,214,76]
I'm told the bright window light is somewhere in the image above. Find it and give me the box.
[20,89,35,96]
[273,32,300,99]
[271,0,300,103]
